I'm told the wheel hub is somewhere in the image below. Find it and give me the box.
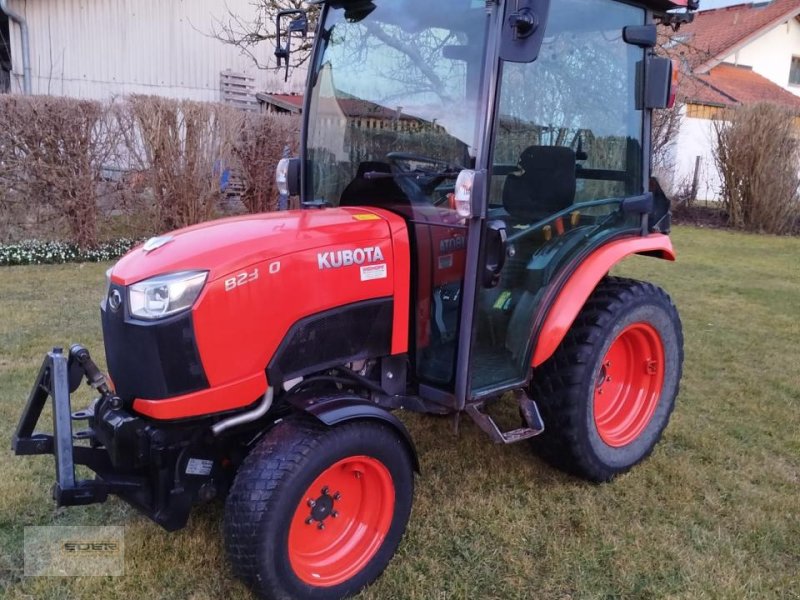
[593,323,665,447]
[305,487,340,528]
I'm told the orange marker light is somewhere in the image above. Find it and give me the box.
[668,60,680,109]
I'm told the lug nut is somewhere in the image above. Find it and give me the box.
[331,511,339,519]
[321,486,329,495]
[317,523,325,531]
[305,517,313,525]
[307,499,316,508]
[333,492,341,500]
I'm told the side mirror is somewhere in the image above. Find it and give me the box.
[483,221,509,289]
[500,0,551,64]
[623,25,657,48]
[641,57,678,109]
[275,9,309,82]
[344,1,376,23]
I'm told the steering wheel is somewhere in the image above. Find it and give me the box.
[385,152,464,201]
[386,152,463,173]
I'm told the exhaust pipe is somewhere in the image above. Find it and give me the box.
[0,0,32,95]
[211,387,274,436]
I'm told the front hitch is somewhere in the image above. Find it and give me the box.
[13,345,229,531]
[12,345,128,507]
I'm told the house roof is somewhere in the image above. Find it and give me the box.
[683,63,800,109]
[259,92,437,122]
[256,93,304,114]
[674,0,800,72]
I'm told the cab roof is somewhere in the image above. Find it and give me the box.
[315,0,699,13]
[642,0,698,11]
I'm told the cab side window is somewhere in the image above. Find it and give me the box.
[491,0,646,217]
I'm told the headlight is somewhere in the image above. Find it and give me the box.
[128,271,208,320]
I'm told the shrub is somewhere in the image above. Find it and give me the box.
[0,95,113,247]
[0,238,142,266]
[233,112,300,213]
[713,103,800,235]
[123,96,242,231]
[0,95,303,248]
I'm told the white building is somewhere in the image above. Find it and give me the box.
[0,0,304,100]
[665,0,800,200]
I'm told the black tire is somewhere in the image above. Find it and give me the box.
[530,276,683,482]
[224,417,414,600]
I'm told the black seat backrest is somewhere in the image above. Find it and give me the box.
[340,161,410,209]
[502,146,577,222]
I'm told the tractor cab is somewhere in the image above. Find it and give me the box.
[280,0,683,408]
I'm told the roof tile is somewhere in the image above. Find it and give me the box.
[673,0,800,70]
[682,63,800,109]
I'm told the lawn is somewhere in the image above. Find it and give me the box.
[0,226,798,599]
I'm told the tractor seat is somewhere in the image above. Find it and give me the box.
[501,145,577,287]
[503,145,577,223]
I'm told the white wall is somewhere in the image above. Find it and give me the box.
[667,15,800,201]
[724,15,800,96]
[667,106,723,202]
[4,0,305,100]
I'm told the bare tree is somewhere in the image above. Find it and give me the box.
[650,26,714,188]
[211,1,319,73]
[713,103,799,235]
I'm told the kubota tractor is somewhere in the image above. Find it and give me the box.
[13,0,698,598]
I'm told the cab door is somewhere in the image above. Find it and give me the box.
[467,0,649,397]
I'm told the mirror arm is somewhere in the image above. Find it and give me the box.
[275,9,309,82]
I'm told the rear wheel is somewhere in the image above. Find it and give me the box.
[531,277,683,482]
[224,418,414,600]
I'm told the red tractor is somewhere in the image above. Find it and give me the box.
[13,0,696,598]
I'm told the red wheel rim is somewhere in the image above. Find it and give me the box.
[288,456,395,587]
[593,323,665,448]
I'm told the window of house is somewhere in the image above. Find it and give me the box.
[0,12,11,94]
[789,56,800,86]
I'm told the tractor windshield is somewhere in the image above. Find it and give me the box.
[305,1,489,207]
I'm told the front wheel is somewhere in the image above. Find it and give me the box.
[224,418,414,600]
[531,277,684,482]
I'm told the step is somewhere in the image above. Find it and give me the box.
[465,390,545,444]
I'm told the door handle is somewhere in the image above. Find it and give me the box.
[483,220,508,289]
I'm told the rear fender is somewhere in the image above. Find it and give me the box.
[287,393,420,472]
[531,234,676,367]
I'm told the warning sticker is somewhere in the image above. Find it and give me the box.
[353,214,381,221]
[361,264,388,281]
[186,458,214,476]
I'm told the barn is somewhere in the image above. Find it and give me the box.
[0,0,303,101]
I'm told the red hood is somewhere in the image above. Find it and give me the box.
[111,208,392,285]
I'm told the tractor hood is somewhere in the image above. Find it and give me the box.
[110,207,393,286]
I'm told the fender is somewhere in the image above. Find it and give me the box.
[287,393,420,472]
[531,234,676,367]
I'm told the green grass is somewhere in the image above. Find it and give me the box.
[1,226,798,599]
